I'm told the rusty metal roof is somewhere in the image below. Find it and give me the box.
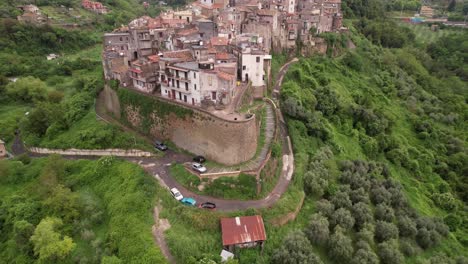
[221,215,266,246]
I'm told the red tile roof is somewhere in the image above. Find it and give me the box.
[215,52,229,60]
[210,36,229,46]
[148,55,160,62]
[162,49,193,61]
[217,71,235,81]
[221,216,266,246]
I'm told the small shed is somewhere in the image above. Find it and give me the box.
[220,215,266,252]
[0,140,7,158]
[220,250,234,262]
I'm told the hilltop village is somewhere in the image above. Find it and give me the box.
[102,0,344,109]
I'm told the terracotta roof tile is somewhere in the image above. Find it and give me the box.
[210,36,229,46]
[215,52,229,60]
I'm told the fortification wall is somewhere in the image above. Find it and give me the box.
[102,86,258,165]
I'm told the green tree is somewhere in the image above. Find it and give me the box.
[43,184,81,223]
[375,221,398,242]
[30,217,76,261]
[377,240,404,264]
[5,76,47,103]
[328,226,353,262]
[306,213,330,245]
[13,220,34,253]
[272,230,323,264]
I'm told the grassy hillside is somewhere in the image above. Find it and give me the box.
[0,156,166,263]
[267,19,467,263]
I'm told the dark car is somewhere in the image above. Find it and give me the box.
[199,202,216,210]
[154,141,168,151]
[193,155,206,163]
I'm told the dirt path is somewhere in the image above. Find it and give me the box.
[152,202,176,264]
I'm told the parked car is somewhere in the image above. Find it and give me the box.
[193,155,206,163]
[181,197,196,206]
[199,202,216,210]
[154,141,168,151]
[191,162,207,173]
[170,188,183,201]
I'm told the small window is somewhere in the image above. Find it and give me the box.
[194,72,196,78]
[194,84,197,90]
[256,57,260,63]
[120,37,123,41]
[242,65,246,70]
[185,83,189,91]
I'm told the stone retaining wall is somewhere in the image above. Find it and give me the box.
[28,147,153,157]
[105,86,258,165]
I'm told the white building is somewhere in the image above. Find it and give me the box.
[161,60,236,106]
[239,49,271,87]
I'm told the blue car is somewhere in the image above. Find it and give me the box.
[181,197,196,206]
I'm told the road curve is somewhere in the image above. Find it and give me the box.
[16,58,299,212]
[129,58,299,212]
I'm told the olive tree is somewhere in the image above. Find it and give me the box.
[374,221,398,243]
[328,226,353,262]
[377,240,404,264]
[305,213,330,245]
[374,204,395,222]
[352,202,373,230]
[331,208,355,230]
[272,230,323,264]
[397,215,417,238]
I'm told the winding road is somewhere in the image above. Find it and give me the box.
[12,58,298,264]
[119,58,299,212]
[13,58,299,212]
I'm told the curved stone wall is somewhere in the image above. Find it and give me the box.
[102,86,258,165]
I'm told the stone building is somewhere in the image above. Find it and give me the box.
[82,0,108,14]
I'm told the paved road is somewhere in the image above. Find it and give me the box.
[127,58,299,211]
[20,58,299,212]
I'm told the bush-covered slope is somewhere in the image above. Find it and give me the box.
[274,22,467,263]
[0,156,166,263]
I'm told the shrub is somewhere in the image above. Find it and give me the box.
[399,239,419,257]
[444,213,461,232]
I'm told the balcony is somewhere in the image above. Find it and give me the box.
[173,75,191,83]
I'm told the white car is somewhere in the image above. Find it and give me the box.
[170,188,183,201]
[192,162,207,173]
